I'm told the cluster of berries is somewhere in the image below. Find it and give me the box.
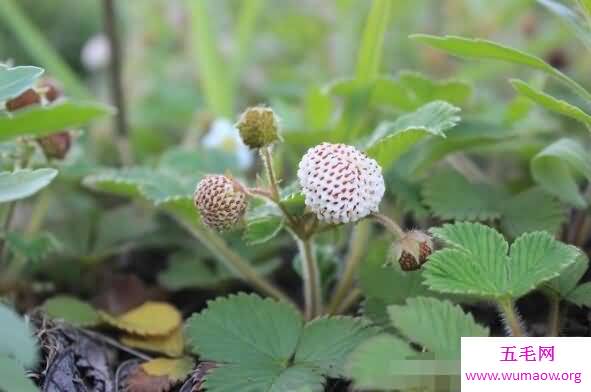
[193,107,433,271]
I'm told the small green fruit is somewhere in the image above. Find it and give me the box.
[235,106,280,149]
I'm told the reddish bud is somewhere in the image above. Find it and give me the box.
[5,88,41,112]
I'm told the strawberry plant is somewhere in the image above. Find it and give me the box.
[1,1,591,391]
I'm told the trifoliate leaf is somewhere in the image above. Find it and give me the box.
[121,328,185,358]
[531,138,591,208]
[0,169,57,203]
[43,295,100,327]
[389,297,489,359]
[422,169,503,220]
[185,293,377,392]
[424,222,581,299]
[365,101,459,169]
[0,304,37,367]
[295,317,378,378]
[345,334,418,391]
[499,187,566,237]
[410,34,591,101]
[0,65,43,102]
[0,356,38,392]
[185,293,302,364]
[0,101,113,142]
[511,79,591,129]
[566,283,591,307]
[141,357,194,382]
[100,302,182,336]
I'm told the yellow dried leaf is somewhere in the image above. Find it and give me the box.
[100,302,181,336]
[141,357,195,382]
[121,327,184,357]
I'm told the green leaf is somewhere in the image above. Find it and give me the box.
[508,231,581,298]
[548,252,589,297]
[424,222,581,299]
[158,251,231,290]
[0,168,57,203]
[0,356,38,392]
[244,213,284,246]
[356,0,392,82]
[372,71,472,111]
[389,297,489,359]
[205,363,324,392]
[4,231,61,264]
[365,101,460,169]
[186,293,302,365]
[295,317,377,378]
[410,34,591,101]
[345,334,418,391]
[42,295,100,327]
[0,100,113,142]
[499,188,566,238]
[0,303,37,367]
[566,283,591,307]
[186,293,377,392]
[511,79,591,129]
[0,65,43,102]
[531,138,591,208]
[422,169,503,221]
[359,241,431,325]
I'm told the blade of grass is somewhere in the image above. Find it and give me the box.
[0,0,90,99]
[230,0,264,89]
[187,1,233,118]
[356,0,392,83]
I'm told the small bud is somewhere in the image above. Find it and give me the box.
[193,175,248,231]
[5,88,41,112]
[36,131,71,160]
[391,230,433,271]
[235,106,280,149]
[39,78,63,103]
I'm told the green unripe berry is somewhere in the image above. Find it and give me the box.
[235,106,280,149]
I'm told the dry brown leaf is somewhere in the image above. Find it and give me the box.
[121,327,184,357]
[100,301,181,336]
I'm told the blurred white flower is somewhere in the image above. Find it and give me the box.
[202,118,253,170]
[81,34,111,71]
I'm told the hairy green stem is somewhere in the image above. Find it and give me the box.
[0,202,16,263]
[371,212,404,238]
[498,299,527,337]
[297,237,322,319]
[172,212,295,307]
[260,147,281,201]
[327,220,370,314]
[547,295,561,337]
